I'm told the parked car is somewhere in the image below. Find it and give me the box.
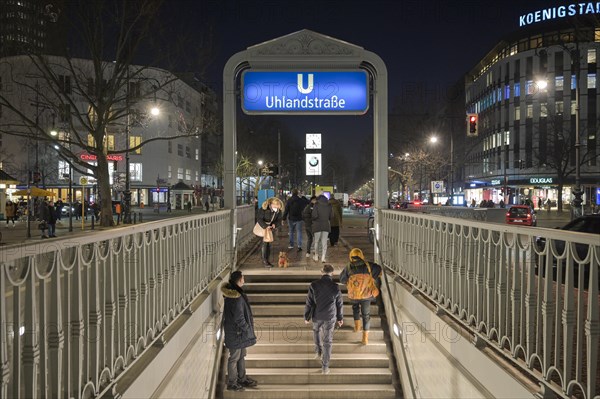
[535,214,600,288]
[505,205,537,226]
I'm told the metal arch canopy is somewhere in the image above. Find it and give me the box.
[223,28,388,256]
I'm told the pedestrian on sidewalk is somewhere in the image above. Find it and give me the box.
[302,196,318,258]
[203,192,210,213]
[311,195,332,263]
[339,248,382,345]
[46,200,57,237]
[221,271,258,391]
[328,197,343,247]
[304,264,343,374]
[256,197,283,267]
[282,189,308,251]
[5,200,16,226]
[38,199,50,238]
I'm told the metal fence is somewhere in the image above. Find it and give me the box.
[236,204,256,251]
[378,210,599,399]
[0,210,240,398]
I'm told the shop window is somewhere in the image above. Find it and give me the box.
[526,104,533,118]
[588,49,597,64]
[588,73,596,89]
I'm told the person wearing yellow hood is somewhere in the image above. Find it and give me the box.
[339,248,382,345]
[256,197,284,267]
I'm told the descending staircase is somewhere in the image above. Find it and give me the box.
[219,270,399,399]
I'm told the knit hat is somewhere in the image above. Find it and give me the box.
[349,248,365,262]
[229,271,243,285]
[321,264,334,274]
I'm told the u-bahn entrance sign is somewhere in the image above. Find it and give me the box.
[223,29,388,255]
[241,70,369,114]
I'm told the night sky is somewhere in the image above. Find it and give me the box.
[165,0,557,186]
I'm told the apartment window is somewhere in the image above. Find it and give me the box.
[571,75,577,90]
[588,49,597,64]
[167,141,172,153]
[168,115,173,127]
[58,75,71,94]
[185,169,191,180]
[177,167,184,179]
[86,161,98,183]
[596,28,600,42]
[540,102,548,118]
[504,131,510,146]
[59,104,71,123]
[87,134,96,147]
[526,104,533,118]
[129,163,142,181]
[571,101,577,115]
[555,76,564,90]
[525,80,535,95]
[555,101,564,114]
[177,144,183,156]
[514,83,520,97]
[128,81,140,99]
[195,170,199,182]
[168,165,172,179]
[105,134,115,151]
[515,106,521,120]
[195,148,199,161]
[129,135,142,154]
[504,85,510,99]
[186,146,191,158]
[58,160,70,180]
[588,73,596,89]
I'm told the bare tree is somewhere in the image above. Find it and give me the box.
[0,0,218,226]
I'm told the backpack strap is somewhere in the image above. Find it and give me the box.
[365,260,372,276]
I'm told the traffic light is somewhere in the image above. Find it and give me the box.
[467,113,478,137]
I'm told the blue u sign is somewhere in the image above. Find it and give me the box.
[242,71,369,114]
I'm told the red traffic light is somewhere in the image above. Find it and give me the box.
[470,116,476,122]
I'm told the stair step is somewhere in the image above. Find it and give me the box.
[254,316,381,329]
[254,328,384,343]
[245,353,390,368]
[245,367,393,384]
[222,383,397,399]
[252,304,379,316]
[243,272,346,283]
[244,282,347,293]
[247,341,387,354]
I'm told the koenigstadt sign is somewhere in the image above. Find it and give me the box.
[242,71,369,114]
[519,2,600,27]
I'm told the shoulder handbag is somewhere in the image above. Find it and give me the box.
[253,211,276,238]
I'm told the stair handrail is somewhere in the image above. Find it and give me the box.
[372,226,419,399]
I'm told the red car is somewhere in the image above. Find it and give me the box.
[505,205,537,226]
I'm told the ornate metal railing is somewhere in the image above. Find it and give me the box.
[378,210,599,399]
[0,211,234,398]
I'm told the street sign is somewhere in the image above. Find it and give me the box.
[431,181,444,193]
[242,71,369,114]
[306,154,322,176]
[79,176,88,185]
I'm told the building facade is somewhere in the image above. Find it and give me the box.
[463,16,600,210]
[0,55,219,210]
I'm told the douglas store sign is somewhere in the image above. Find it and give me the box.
[519,2,600,26]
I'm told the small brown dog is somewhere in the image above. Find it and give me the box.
[278,251,289,268]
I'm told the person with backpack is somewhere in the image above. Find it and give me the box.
[304,264,343,374]
[282,189,309,251]
[339,248,382,345]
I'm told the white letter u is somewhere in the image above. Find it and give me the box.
[297,73,314,94]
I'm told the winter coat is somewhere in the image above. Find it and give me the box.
[5,202,16,218]
[304,275,343,322]
[38,202,50,222]
[339,258,383,301]
[256,202,283,229]
[47,205,57,224]
[283,195,308,222]
[302,202,315,231]
[329,199,343,227]
[311,196,332,233]
[221,282,257,350]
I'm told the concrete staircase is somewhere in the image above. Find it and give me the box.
[219,270,398,399]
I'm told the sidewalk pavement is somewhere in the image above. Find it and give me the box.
[0,206,224,247]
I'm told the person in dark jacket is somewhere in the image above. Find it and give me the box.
[46,200,57,237]
[302,196,318,258]
[304,264,343,374]
[311,195,332,263]
[282,189,309,251]
[256,197,284,267]
[328,198,343,247]
[38,199,50,238]
[339,248,382,345]
[221,271,258,391]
